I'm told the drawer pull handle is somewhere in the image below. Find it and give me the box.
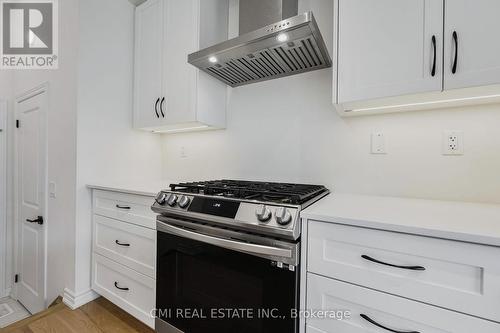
[361,314,420,333]
[115,240,130,247]
[114,282,129,291]
[116,204,131,210]
[361,255,426,271]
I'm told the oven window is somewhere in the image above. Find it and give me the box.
[157,231,299,333]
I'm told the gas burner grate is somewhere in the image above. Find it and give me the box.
[170,180,328,205]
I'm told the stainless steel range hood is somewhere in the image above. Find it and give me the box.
[188,0,331,87]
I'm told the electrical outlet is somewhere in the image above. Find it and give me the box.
[371,132,386,154]
[442,130,464,155]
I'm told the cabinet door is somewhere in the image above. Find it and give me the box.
[337,0,443,104]
[306,273,500,333]
[133,0,164,129]
[444,0,500,90]
[162,0,198,125]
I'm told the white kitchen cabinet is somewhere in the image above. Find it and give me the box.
[333,0,500,116]
[94,215,156,278]
[93,254,156,327]
[336,0,443,104]
[307,221,500,322]
[134,0,164,129]
[444,0,500,90]
[134,0,228,133]
[306,274,500,333]
[91,189,157,328]
[300,194,500,333]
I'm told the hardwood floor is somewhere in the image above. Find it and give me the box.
[2,297,154,333]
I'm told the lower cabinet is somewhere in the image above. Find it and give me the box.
[307,221,500,322]
[93,215,156,278]
[306,273,500,333]
[92,254,156,327]
[91,189,156,328]
[303,219,500,333]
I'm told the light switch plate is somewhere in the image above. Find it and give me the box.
[180,146,187,158]
[49,182,56,198]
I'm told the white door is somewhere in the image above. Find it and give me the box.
[133,0,165,129]
[444,0,500,90]
[0,101,7,298]
[336,0,443,103]
[16,87,48,314]
[162,0,197,125]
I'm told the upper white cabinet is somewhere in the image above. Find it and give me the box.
[444,0,500,90]
[334,0,500,115]
[134,0,228,133]
[336,0,443,104]
[134,0,164,129]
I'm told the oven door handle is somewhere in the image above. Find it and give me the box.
[158,222,293,259]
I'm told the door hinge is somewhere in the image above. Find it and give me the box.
[14,274,19,283]
[16,120,20,128]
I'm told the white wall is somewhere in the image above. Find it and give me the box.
[161,0,500,204]
[11,0,79,305]
[73,0,162,297]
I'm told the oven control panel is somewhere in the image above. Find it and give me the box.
[153,191,300,240]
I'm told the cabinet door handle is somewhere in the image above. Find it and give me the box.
[115,204,131,210]
[431,35,437,77]
[154,98,160,118]
[361,255,426,271]
[360,314,420,333]
[115,240,130,247]
[452,31,458,74]
[114,282,129,291]
[160,97,165,118]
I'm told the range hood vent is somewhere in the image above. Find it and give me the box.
[188,1,331,88]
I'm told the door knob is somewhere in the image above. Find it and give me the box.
[26,216,44,225]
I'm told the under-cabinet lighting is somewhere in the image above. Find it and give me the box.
[153,125,209,134]
[208,56,218,63]
[345,94,500,113]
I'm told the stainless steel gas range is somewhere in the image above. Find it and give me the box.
[152,180,329,333]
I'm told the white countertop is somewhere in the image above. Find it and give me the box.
[87,180,177,197]
[301,193,500,247]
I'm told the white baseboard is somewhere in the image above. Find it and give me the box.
[62,288,100,310]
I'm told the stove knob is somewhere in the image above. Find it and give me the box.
[275,207,292,225]
[178,195,191,208]
[255,205,272,222]
[167,194,178,207]
[155,192,168,205]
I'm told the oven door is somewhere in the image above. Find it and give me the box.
[156,216,300,333]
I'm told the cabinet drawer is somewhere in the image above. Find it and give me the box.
[92,254,155,328]
[93,190,156,229]
[306,273,500,333]
[308,221,500,321]
[93,215,156,278]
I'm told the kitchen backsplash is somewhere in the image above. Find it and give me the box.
[161,54,500,204]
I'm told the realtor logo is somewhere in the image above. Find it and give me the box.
[0,0,58,69]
